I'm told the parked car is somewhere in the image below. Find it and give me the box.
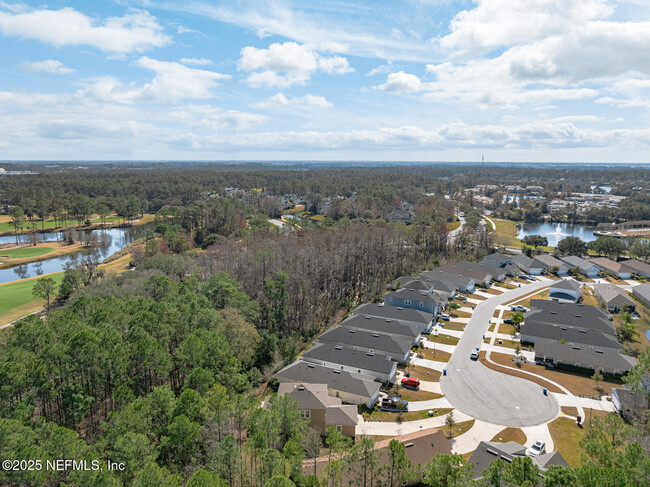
[440,313,451,321]
[511,305,529,312]
[470,350,479,360]
[528,440,546,457]
[503,318,513,324]
[459,295,467,302]
[380,396,409,412]
[401,377,420,389]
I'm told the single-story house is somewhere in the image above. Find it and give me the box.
[482,253,519,276]
[621,259,650,278]
[632,283,650,308]
[510,254,543,275]
[274,361,381,408]
[384,287,445,316]
[421,276,459,297]
[302,343,398,383]
[421,269,476,294]
[534,340,636,375]
[469,441,568,480]
[307,429,451,486]
[387,276,433,292]
[277,383,358,437]
[560,255,601,277]
[350,303,434,333]
[590,257,633,279]
[593,283,636,314]
[548,279,582,302]
[341,314,421,346]
[612,375,650,421]
[317,326,413,364]
[533,254,570,276]
[439,262,493,286]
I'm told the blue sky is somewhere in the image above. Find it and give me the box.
[1,0,650,162]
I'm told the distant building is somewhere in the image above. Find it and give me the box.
[632,283,650,308]
[593,284,636,314]
[532,254,570,276]
[589,257,633,279]
[509,254,543,275]
[621,259,650,278]
[560,255,600,277]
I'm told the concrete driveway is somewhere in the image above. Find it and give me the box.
[440,281,559,427]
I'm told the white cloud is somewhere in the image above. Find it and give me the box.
[81,57,230,104]
[252,93,332,109]
[180,57,212,66]
[377,71,423,93]
[0,6,170,54]
[239,42,352,87]
[177,25,200,35]
[21,59,73,74]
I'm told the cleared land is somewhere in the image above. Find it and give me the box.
[493,219,522,247]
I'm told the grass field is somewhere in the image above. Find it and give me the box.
[369,408,452,423]
[418,348,452,362]
[0,213,155,235]
[439,321,465,331]
[493,219,522,247]
[404,365,441,382]
[0,273,65,325]
[0,246,54,259]
[490,427,527,444]
[0,254,132,326]
[428,333,460,346]
[399,389,443,402]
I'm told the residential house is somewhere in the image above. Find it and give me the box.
[301,343,398,383]
[593,284,637,313]
[274,361,380,408]
[560,255,601,277]
[548,279,582,302]
[533,254,570,276]
[388,276,432,292]
[482,253,519,276]
[621,259,650,278]
[308,429,451,486]
[350,303,434,333]
[439,261,493,286]
[612,375,650,422]
[384,287,446,316]
[590,257,633,279]
[632,283,650,308]
[510,254,543,275]
[421,269,476,293]
[341,314,421,346]
[277,383,358,437]
[469,441,568,480]
[523,300,635,375]
[391,208,414,225]
[317,326,413,364]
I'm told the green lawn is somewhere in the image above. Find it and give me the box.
[428,334,460,346]
[0,273,65,325]
[0,247,55,260]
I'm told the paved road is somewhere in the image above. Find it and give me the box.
[440,281,559,427]
[448,213,465,240]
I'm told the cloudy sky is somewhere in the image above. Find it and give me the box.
[1,0,650,162]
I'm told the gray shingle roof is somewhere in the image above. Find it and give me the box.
[510,254,540,270]
[302,343,397,375]
[274,361,380,398]
[351,303,432,325]
[317,326,413,356]
[469,441,568,479]
[622,259,650,275]
[325,405,358,426]
[420,269,474,289]
[521,322,622,349]
[533,254,570,271]
[593,284,637,308]
[590,257,633,274]
[526,300,614,333]
[277,383,338,409]
[632,283,650,307]
[535,341,636,372]
[341,314,421,340]
[550,279,582,292]
[385,287,446,305]
[560,255,599,272]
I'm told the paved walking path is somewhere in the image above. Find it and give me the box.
[408,397,453,412]
[552,392,616,412]
[421,340,457,354]
[411,357,447,372]
[430,326,464,338]
[358,410,475,436]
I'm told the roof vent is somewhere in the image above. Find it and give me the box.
[396,307,403,310]
[572,346,581,350]
[333,369,341,373]
[595,350,604,354]
[405,442,414,448]
[307,364,315,368]
[297,386,305,391]
[349,329,356,333]
[335,346,343,350]
[487,448,498,456]
[385,319,392,323]
[575,314,582,318]
[550,311,557,315]
[372,334,379,338]
[366,352,374,357]
[364,316,371,319]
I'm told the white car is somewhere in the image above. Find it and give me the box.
[470,350,479,360]
[528,440,546,456]
[439,313,450,321]
[511,305,529,312]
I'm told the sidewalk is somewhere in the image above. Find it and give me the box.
[450,420,505,454]
[358,410,475,436]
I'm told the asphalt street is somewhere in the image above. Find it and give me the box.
[440,281,560,427]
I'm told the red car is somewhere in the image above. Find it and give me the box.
[401,377,420,388]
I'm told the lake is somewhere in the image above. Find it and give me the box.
[0,225,148,285]
[517,222,598,247]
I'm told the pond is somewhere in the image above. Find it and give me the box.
[0,225,149,285]
[517,222,597,247]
